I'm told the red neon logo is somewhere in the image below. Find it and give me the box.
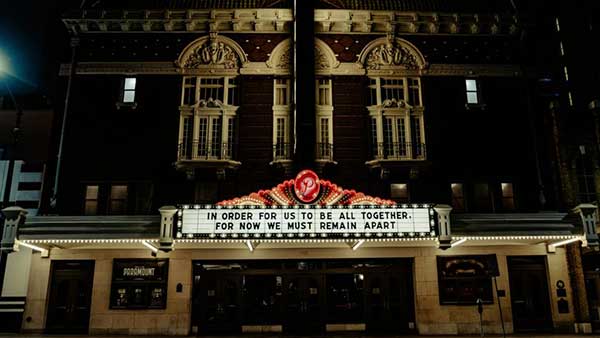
[294,170,320,203]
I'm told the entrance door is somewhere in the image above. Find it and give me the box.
[195,273,241,334]
[365,271,414,332]
[46,260,95,334]
[284,275,324,333]
[508,256,553,332]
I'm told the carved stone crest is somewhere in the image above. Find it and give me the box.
[183,38,239,69]
[366,41,419,70]
[314,46,330,69]
[276,48,291,69]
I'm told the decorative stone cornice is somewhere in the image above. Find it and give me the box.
[62,9,518,36]
[60,62,522,77]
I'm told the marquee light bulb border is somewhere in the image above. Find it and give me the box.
[174,170,438,240]
[17,235,582,245]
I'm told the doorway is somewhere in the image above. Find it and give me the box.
[507,256,553,332]
[366,272,413,332]
[45,260,95,334]
[191,259,414,335]
[193,273,242,334]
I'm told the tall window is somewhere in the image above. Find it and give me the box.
[473,183,492,212]
[84,185,99,215]
[465,79,479,104]
[122,77,137,103]
[178,76,238,160]
[501,183,515,211]
[273,78,291,160]
[109,185,128,215]
[450,183,465,212]
[368,77,425,160]
[316,78,333,160]
[390,183,409,203]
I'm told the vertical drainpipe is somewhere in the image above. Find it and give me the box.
[50,36,79,211]
[292,0,297,158]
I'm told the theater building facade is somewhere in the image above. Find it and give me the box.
[1,0,600,336]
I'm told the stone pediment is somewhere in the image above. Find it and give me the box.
[176,35,248,74]
[358,37,427,74]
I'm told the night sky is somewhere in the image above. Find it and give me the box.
[0,0,76,97]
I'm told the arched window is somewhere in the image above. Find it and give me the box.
[175,35,246,168]
[358,37,427,163]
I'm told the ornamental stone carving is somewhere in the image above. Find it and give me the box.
[185,39,238,68]
[177,35,248,72]
[267,38,340,75]
[367,43,419,70]
[358,37,427,72]
[315,45,330,69]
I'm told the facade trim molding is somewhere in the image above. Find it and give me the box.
[60,62,522,77]
[62,9,518,36]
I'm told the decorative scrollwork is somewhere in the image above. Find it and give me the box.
[366,42,419,70]
[183,38,239,69]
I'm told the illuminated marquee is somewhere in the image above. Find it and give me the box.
[177,170,437,239]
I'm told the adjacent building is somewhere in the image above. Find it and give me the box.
[0,92,53,331]
[1,0,599,335]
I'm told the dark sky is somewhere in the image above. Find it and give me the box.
[0,0,75,96]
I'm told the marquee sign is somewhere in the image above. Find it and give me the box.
[176,170,437,239]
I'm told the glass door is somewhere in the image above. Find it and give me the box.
[326,273,365,323]
[242,274,283,325]
[365,271,414,333]
[195,273,241,334]
[46,261,95,334]
[284,275,324,333]
[508,256,553,332]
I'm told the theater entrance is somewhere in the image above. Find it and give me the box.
[45,260,95,334]
[192,259,414,335]
[507,256,553,332]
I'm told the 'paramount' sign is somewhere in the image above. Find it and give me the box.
[178,205,435,237]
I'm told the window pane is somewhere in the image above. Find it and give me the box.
[451,183,465,211]
[501,183,515,210]
[370,118,378,150]
[111,185,128,200]
[211,118,221,157]
[465,79,477,92]
[86,185,99,199]
[109,185,128,215]
[390,183,408,201]
[466,92,478,104]
[183,77,197,105]
[84,185,99,216]
[198,118,208,156]
[383,118,393,157]
[408,78,421,106]
[84,201,98,216]
[124,78,137,90]
[474,183,491,211]
[123,90,135,103]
